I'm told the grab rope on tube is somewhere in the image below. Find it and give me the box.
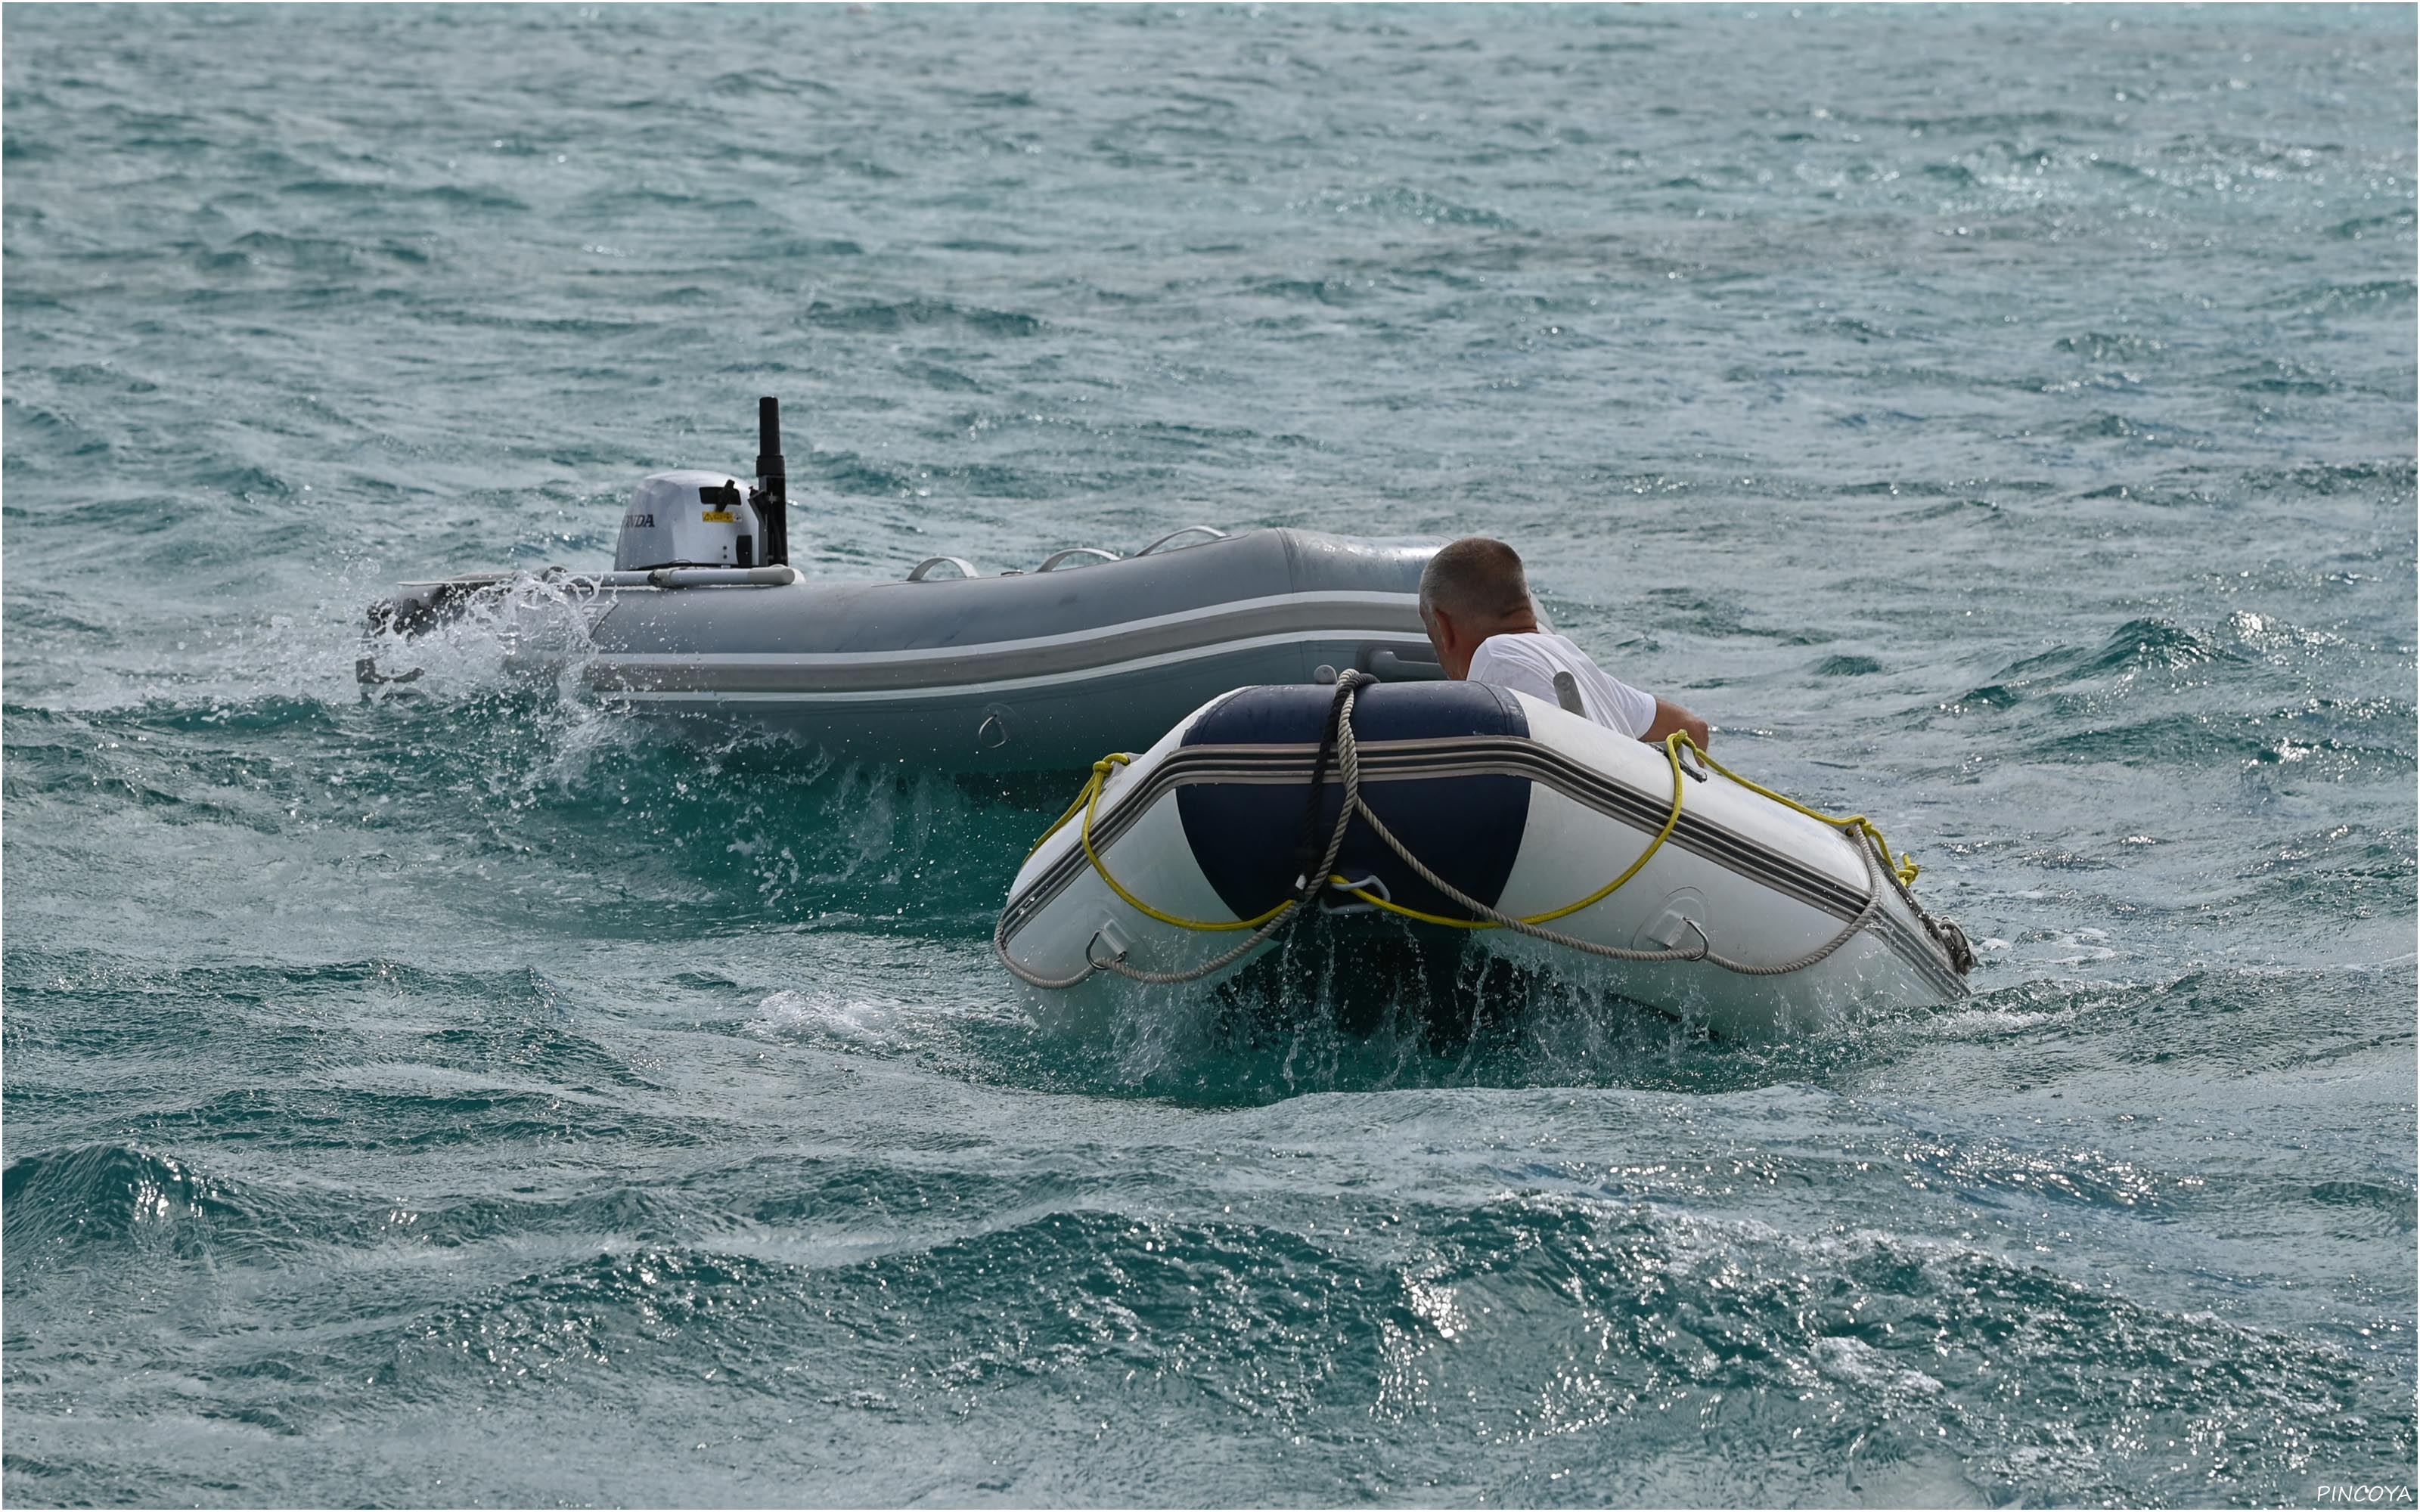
[995,677,1372,987]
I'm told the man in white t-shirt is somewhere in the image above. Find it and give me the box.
[1416,536,1711,749]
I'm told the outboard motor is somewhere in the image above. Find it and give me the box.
[612,398,793,572]
[613,470,765,572]
[365,397,799,670]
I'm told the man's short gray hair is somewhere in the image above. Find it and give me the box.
[1418,536,1531,621]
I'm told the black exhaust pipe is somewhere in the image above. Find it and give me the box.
[753,395,790,567]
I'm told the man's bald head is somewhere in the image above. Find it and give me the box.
[1419,536,1534,624]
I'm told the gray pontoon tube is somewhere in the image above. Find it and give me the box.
[371,528,1447,772]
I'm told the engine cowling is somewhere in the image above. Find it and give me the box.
[613,469,764,572]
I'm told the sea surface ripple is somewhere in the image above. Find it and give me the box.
[4,5,2414,1506]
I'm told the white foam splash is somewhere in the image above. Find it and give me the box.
[750,988,905,1046]
[1811,1335,1946,1396]
[357,570,604,708]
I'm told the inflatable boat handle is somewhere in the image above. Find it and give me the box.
[1363,648,1447,682]
[1133,525,1228,556]
[906,556,981,582]
[640,565,800,589]
[1036,547,1121,572]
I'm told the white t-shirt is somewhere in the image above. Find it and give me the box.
[1466,631,1658,739]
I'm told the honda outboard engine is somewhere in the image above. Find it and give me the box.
[612,397,791,572]
[365,398,797,657]
[614,470,764,571]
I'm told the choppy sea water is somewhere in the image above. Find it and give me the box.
[5,4,2415,1505]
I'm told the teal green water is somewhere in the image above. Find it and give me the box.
[5,5,2415,1504]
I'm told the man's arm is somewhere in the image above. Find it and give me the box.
[1640,697,1710,751]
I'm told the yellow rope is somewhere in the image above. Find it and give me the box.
[1025,752,1292,930]
[1022,729,1917,937]
[1680,739,1920,887]
[1025,754,1125,859]
[1338,731,1689,929]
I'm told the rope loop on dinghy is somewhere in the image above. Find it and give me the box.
[1333,733,1920,923]
[1332,730,1690,929]
[1339,762,1888,978]
[998,671,1943,987]
[996,675,1377,987]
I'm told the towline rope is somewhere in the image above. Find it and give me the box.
[997,671,1933,988]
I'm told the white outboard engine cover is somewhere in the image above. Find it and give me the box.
[614,469,763,572]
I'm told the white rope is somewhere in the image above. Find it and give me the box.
[993,677,1372,989]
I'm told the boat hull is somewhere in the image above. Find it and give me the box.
[373,528,1444,771]
[997,681,1972,1039]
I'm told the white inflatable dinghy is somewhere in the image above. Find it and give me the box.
[995,672,1974,1039]
[363,399,1444,770]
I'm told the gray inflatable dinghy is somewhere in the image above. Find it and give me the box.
[365,398,1445,771]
